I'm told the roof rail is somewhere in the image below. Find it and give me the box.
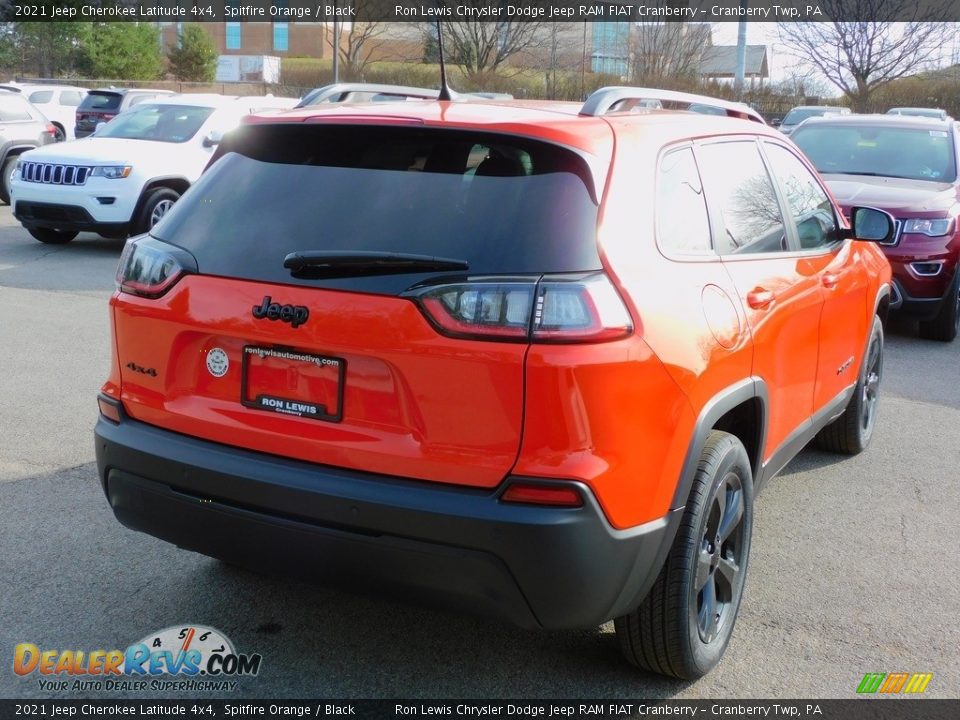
[580,87,766,124]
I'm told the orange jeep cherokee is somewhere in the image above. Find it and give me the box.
[96,88,894,678]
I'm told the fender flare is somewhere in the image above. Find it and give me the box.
[670,377,768,510]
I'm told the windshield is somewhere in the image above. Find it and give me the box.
[153,125,601,295]
[96,104,215,143]
[792,124,957,182]
[783,108,837,125]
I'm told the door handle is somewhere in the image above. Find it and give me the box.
[746,288,775,309]
[823,272,840,290]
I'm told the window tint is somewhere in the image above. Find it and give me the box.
[763,144,839,250]
[59,91,83,106]
[153,125,601,295]
[697,141,787,255]
[0,94,34,122]
[28,90,53,104]
[656,147,712,255]
[79,92,122,111]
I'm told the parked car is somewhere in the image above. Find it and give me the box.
[11,94,296,243]
[297,83,514,108]
[887,107,950,121]
[74,88,175,139]
[4,84,88,141]
[0,92,58,204]
[777,105,850,136]
[96,87,893,679]
[793,114,960,341]
[297,83,440,107]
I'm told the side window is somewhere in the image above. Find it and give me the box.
[28,90,53,104]
[656,147,712,255]
[763,143,839,250]
[697,141,787,255]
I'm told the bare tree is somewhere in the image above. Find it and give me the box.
[778,0,955,112]
[338,21,391,78]
[438,9,550,76]
[631,22,711,87]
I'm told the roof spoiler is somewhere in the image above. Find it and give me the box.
[580,87,766,124]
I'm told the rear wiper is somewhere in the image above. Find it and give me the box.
[283,251,469,277]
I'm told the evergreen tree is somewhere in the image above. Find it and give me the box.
[167,25,218,82]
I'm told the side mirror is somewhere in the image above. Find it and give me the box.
[769,117,782,127]
[850,206,896,243]
[202,129,224,148]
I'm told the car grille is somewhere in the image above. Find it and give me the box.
[19,162,92,186]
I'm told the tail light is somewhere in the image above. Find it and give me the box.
[116,237,196,299]
[410,273,632,343]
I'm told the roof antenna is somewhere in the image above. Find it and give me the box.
[435,20,453,101]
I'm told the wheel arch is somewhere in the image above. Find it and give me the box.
[874,283,891,327]
[670,378,767,511]
[0,144,38,167]
[130,177,190,224]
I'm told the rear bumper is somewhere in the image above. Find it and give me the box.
[95,413,680,629]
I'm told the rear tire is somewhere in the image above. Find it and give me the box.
[918,271,959,343]
[0,156,18,204]
[815,315,883,454]
[28,227,78,244]
[615,431,753,679]
[52,124,66,142]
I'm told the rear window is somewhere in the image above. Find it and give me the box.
[0,94,35,122]
[783,108,836,125]
[793,124,957,182]
[152,125,601,295]
[79,92,122,111]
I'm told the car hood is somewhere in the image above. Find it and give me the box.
[21,137,194,165]
[822,174,960,215]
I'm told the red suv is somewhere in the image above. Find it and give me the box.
[792,114,960,341]
[96,88,893,678]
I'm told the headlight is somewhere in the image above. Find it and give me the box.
[902,218,953,237]
[91,166,132,179]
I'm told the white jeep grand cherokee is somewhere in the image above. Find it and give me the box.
[10,94,295,244]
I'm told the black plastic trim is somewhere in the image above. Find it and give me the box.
[671,377,768,509]
[14,200,129,236]
[757,384,855,487]
[95,414,680,629]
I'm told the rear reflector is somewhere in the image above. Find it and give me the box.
[500,483,583,507]
[98,396,122,423]
[410,273,632,343]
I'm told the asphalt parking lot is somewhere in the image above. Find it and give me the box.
[1,205,958,701]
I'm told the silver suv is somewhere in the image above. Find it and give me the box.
[0,92,57,204]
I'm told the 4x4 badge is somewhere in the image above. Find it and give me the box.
[252,296,309,328]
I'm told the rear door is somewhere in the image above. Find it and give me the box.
[696,139,824,462]
[114,124,604,489]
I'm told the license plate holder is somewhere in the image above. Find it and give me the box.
[241,346,345,423]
